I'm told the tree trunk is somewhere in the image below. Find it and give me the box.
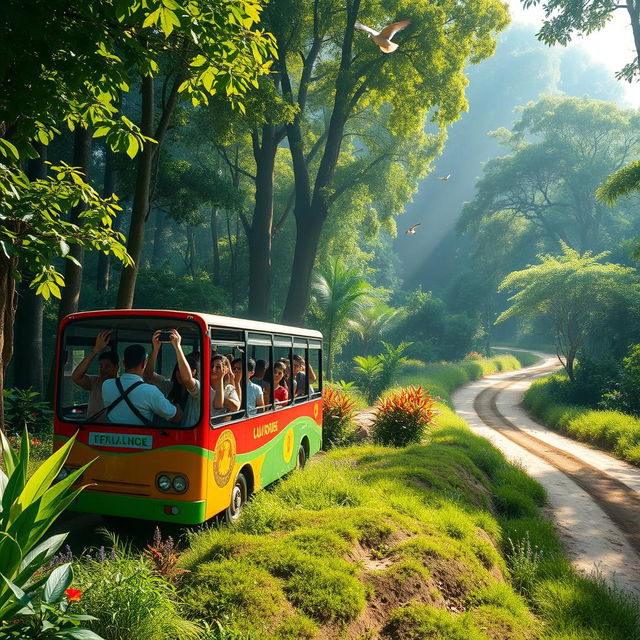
[116,74,155,309]
[152,210,167,267]
[57,126,92,319]
[211,207,221,286]
[12,144,47,395]
[0,252,19,431]
[247,127,277,320]
[96,146,116,300]
[226,210,238,315]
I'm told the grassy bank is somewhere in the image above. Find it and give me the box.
[160,352,638,640]
[524,374,640,466]
[395,351,539,407]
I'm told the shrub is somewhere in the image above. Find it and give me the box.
[322,386,356,449]
[0,430,97,637]
[620,343,640,415]
[372,385,436,447]
[3,387,53,436]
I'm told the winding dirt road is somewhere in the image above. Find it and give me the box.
[453,352,640,598]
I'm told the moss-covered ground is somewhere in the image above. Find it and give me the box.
[176,352,640,639]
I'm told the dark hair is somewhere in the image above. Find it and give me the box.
[123,344,146,370]
[293,354,303,364]
[272,361,288,388]
[99,351,119,366]
[255,359,267,374]
[231,357,242,368]
[248,357,256,373]
[168,353,199,409]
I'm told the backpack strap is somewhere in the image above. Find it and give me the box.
[105,379,153,426]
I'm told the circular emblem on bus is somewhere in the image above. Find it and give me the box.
[213,430,236,488]
[283,428,295,464]
[313,403,319,420]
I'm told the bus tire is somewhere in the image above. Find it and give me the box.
[224,473,248,524]
[296,443,307,469]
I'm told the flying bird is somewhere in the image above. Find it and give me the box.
[405,223,421,235]
[354,19,411,53]
[439,173,451,181]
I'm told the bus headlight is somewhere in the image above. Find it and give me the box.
[157,475,171,491]
[172,475,188,493]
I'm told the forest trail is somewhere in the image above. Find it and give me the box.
[454,352,640,598]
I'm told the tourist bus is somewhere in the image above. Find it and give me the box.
[53,310,323,524]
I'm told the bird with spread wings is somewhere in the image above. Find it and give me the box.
[405,223,421,235]
[354,19,411,53]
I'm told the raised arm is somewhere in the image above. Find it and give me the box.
[170,330,197,392]
[71,330,111,390]
[143,330,162,383]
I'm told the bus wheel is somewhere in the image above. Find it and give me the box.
[296,444,307,469]
[225,473,248,524]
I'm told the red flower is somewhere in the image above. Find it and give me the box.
[65,588,82,602]
[31,439,41,445]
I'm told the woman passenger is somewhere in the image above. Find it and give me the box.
[263,361,289,408]
[210,354,240,419]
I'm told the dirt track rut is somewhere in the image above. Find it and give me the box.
[454,353,640,598]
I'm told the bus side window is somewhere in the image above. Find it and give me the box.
[307,344,322,397]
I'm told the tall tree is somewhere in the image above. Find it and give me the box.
[459,97,640,253]
[273,0,509,323]
[497,244,640,380]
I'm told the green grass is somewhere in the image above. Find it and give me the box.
[524,374,640,466]
[395,352,536,408]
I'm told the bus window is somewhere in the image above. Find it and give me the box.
[247,341,271,410]
[59,317,203,427]
[209,326,246,427]
[293,340,309,401]
[308,344,322,397]
[273,339,293,409]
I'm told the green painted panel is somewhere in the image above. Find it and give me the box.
[71,492,207,524]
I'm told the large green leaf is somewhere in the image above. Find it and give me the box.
[43,562,72,604]
[1,573,35,615]
[14,432,77,514]
[20,533,68,572]
[0,430,17,476]
[59,629,106,640]
[0,532,22,580]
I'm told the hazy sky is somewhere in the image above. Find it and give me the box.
[508,0,640,107]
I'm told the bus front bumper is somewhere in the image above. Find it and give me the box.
[71,491,208,524]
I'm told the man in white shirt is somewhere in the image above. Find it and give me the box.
[102,344,183,425]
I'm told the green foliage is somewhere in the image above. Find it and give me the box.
[133,267,227,313]
[310,260,377,380]
[0,162,132,300]
[619,344,640,415]
[1,563,103,639]
[372,386,437,447]
[3,388,52,437]
[524,374,640,465]
[0,430,92,628]
[597,160,640,205]
[353,341,413,404]
[497,244,640,380]
[322,386,357,450]
[74,537,200,640]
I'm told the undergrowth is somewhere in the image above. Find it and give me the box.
[524,373,640,466]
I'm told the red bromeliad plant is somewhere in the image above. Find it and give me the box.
[322,386,357,450]
[372,386,437,447]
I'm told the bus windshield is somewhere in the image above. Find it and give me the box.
[58,316,203,428]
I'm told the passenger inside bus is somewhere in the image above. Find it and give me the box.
[102,344,183,425]
[70,329,119,420]
[233,357,264,416]
[252,359,268,390]
[264,361,289,408]
[293,354,316,397]
[210,354,240,420]
[143,329,201,428]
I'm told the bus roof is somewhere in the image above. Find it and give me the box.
[63,309,323,340]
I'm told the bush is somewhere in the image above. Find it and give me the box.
[3,387,52,436]
[322,386,356,449]
[372,385,436,447]
[620,344,640,415]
